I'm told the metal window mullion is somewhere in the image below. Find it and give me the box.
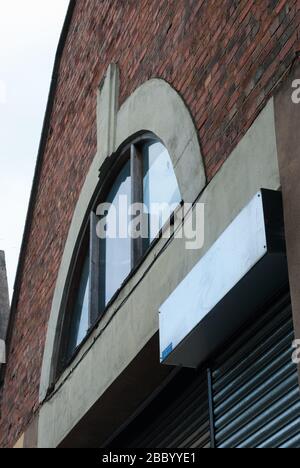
[207,368,216,449]
[130,143,144,269]
[89,211,100,326]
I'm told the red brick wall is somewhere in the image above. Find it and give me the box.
[0,0,299,448]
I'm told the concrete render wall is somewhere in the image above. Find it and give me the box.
[275,61,300,382]
[39,70,205,403]
[38,100,280,448]
[0,0,299,448]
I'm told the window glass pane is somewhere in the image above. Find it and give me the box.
[143,142,181,242]
[100,160,132,309]
[67,250,90,358]
[62,139,180,370]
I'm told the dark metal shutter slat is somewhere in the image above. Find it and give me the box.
[240,402,300,449]
[220,387,299,448]
[214,323,293,406]
[133,385,201,447]
[213,304,292,399]
[143,389,208,448]
[129,376,210,449]
[258,416,300,449]
[279,432,300,449]
[215,351,294,425]
[213,299,291,383]
[215,372,298,439]
[157,407,209,448]
[177,420,211,448]
[215,349,295,427]
[212,295,300,449]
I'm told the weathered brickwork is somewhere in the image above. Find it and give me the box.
[0,0,299,447]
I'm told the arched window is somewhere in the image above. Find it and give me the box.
[58,135,181,369]
[66,249,90,358]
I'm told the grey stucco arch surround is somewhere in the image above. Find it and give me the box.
[39,65,206,402]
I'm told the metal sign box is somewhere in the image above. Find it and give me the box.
[159,190,288,368]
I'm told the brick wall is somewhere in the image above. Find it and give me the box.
[0,0,299,448]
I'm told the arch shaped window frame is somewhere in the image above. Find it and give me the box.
[39,73,206,405]
[56,132,183,374]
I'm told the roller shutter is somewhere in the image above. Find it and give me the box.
[129,376,210,448]
[109,294,300,449]
[110,373,211,449]
[211,294,300,449]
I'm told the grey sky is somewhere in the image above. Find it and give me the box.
[0,1,69,297]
